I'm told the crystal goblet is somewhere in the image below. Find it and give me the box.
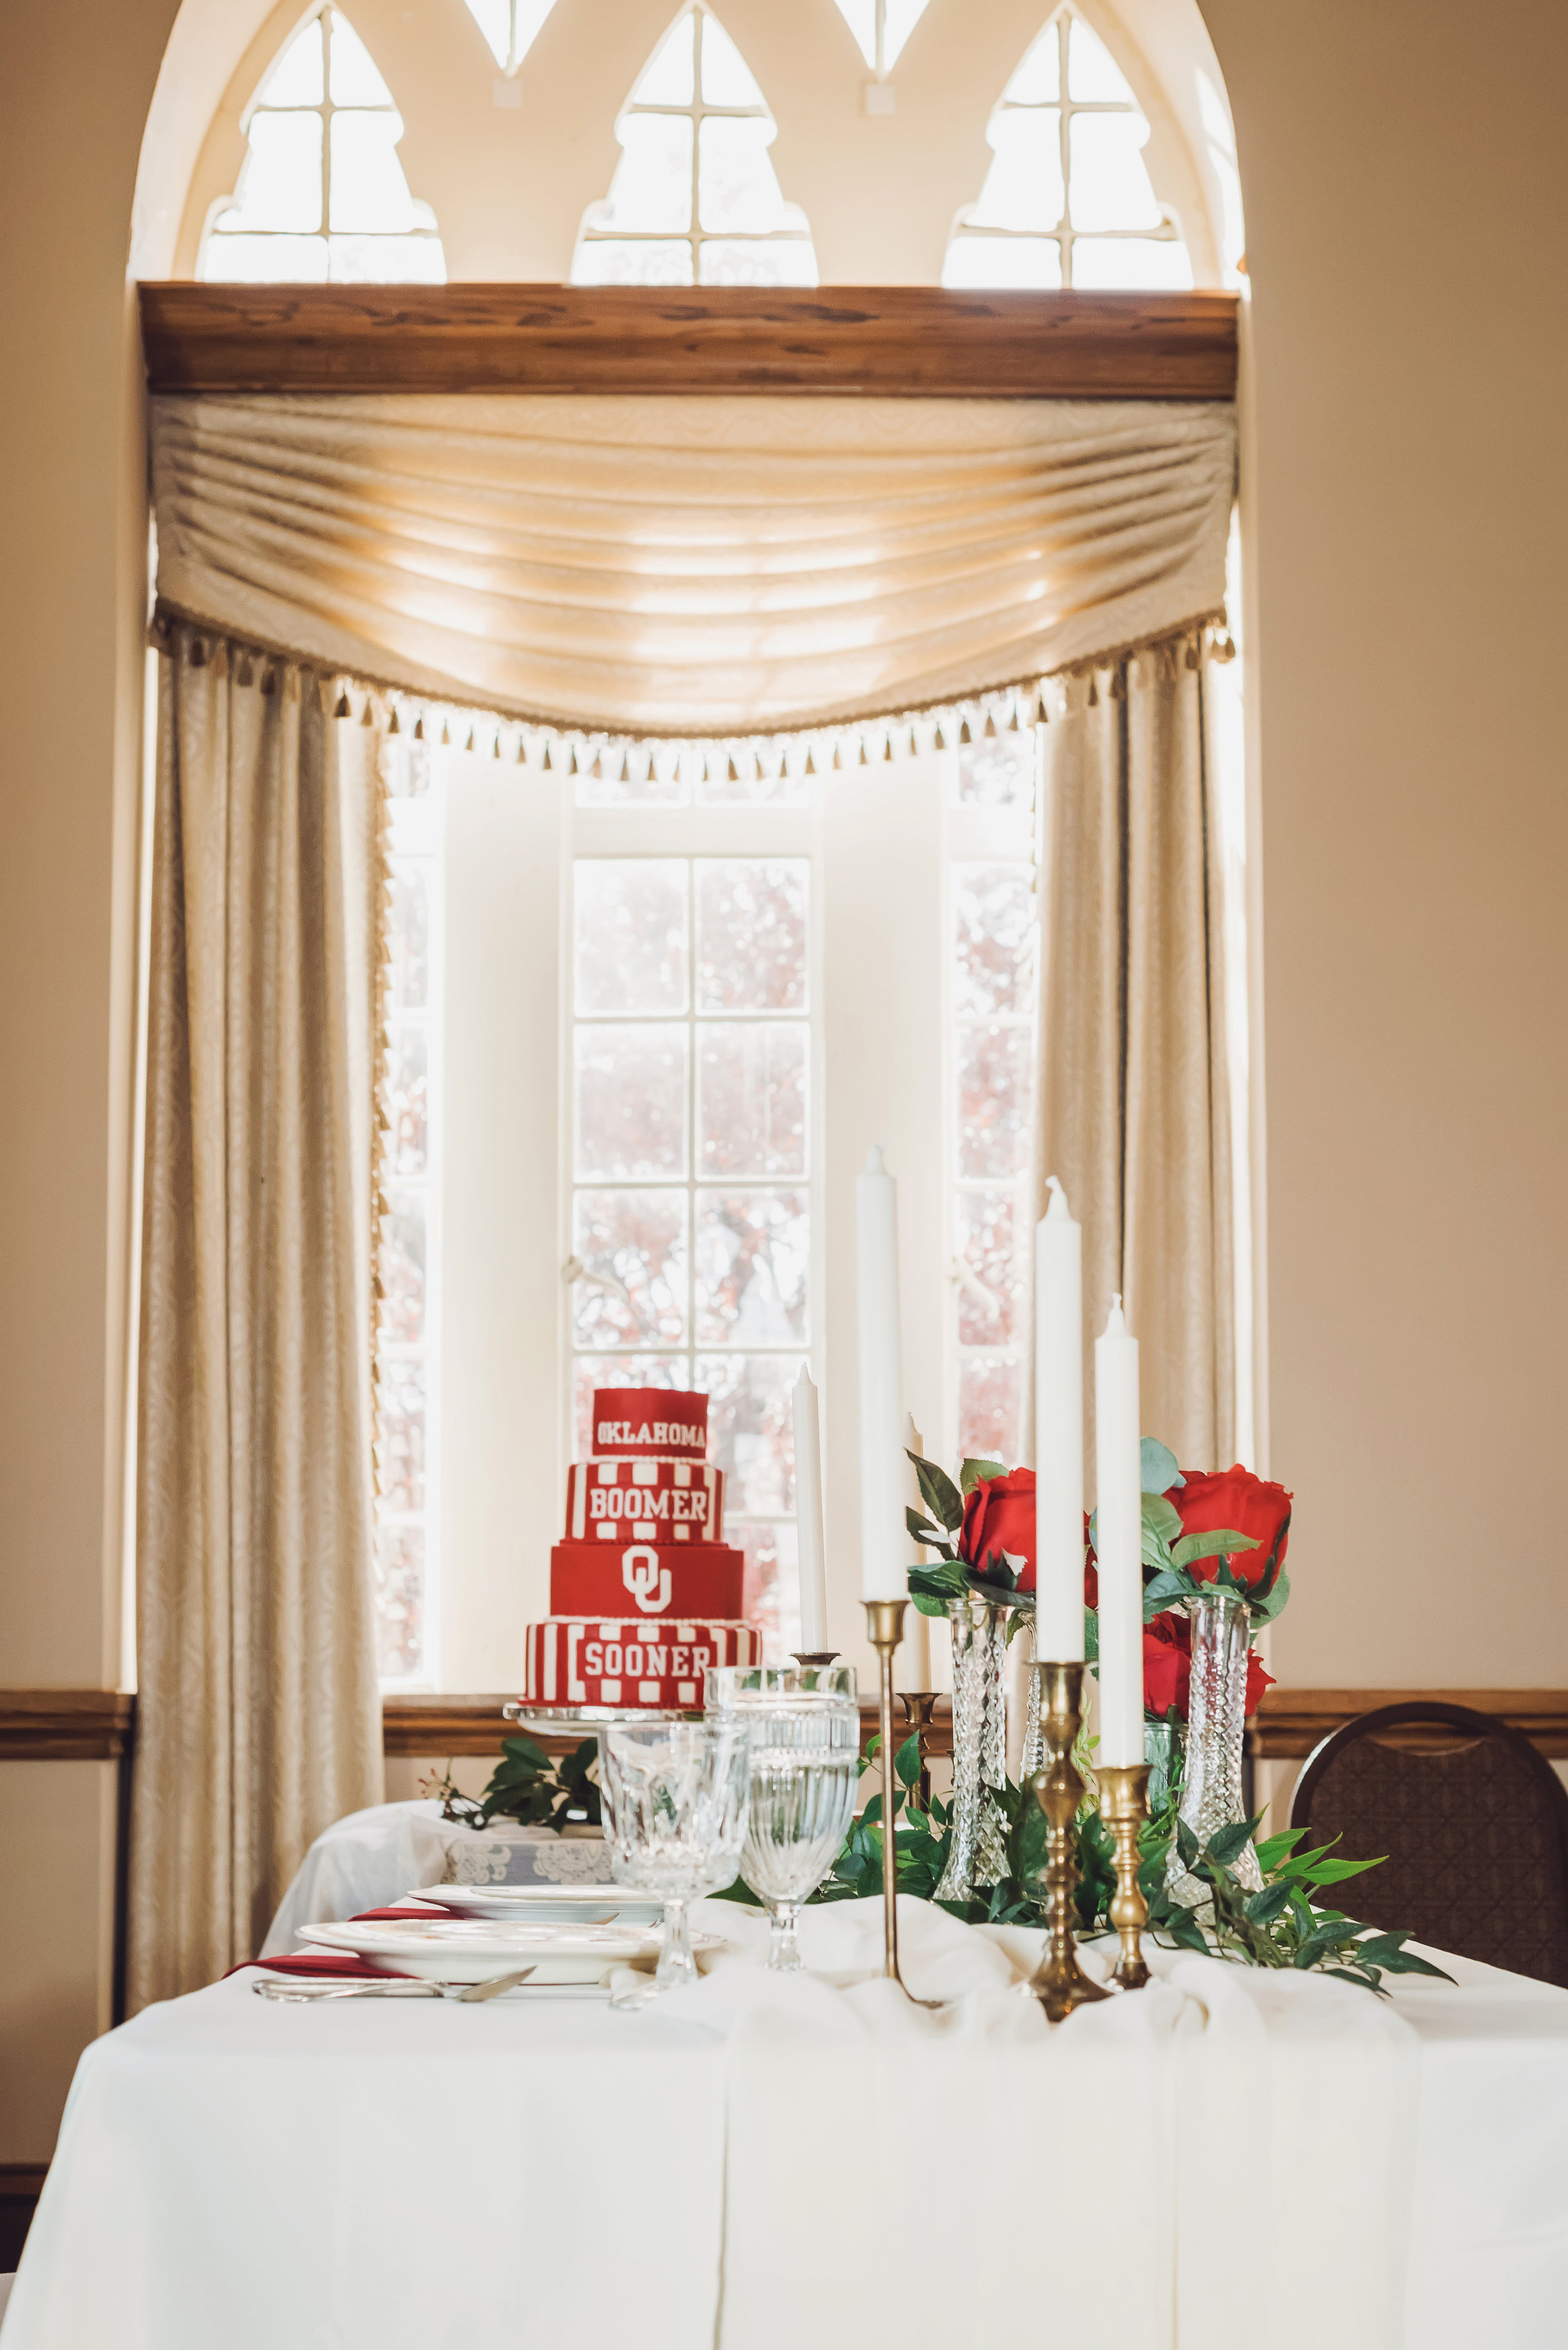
[706,1666,860,1972]
[600,1717,751,2006]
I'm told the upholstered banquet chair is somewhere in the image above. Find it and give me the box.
[1289,1702,1568,1987]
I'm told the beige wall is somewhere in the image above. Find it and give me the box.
[1,0,1564,2153]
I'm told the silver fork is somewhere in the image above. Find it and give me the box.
[253,1968,534,2003]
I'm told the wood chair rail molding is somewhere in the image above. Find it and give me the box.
[1248,1688,1568,1760]
[137,284,1239,401]
[0,1690,136,1760]
[383,1691,956,1762]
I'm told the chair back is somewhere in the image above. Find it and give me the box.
[1289,1701,1568,1987]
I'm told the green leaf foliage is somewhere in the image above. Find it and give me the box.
[1170,1528,1258,1570]
[1140,1437,1184,1494]
[1141,1491,1184,1545]
[959,1456,1009,1494]
[909,1451,965,1533]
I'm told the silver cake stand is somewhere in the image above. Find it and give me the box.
[502,1700,701,1738]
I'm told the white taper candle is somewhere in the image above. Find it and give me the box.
[792,1369,829,1652]
[1034,1177,1085,1660]
[856,1146,906,1601]
[903,1415,933,1686]
[1094,1295,1144,1766]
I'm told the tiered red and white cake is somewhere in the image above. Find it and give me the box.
[522,1388,761,1714]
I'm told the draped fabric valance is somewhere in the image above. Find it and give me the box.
[151,393,1236,736]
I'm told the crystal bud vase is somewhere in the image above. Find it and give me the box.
[1166,1586,1263,1908]
[935,1595,1010,1903]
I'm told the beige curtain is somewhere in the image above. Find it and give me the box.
[1036,633,1234,1483]
[150,393,1236,734]
[130,624,384,2011]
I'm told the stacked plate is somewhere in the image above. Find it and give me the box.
[299,1886,718,1987]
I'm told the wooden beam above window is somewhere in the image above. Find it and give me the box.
[137,283,1238,401]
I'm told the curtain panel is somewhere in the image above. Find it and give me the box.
[150,393,1236,735]
[1035,635,1235,1481]
[130,625,384,2011]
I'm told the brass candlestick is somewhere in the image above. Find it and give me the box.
[1024,1661,1111,2021]
[1098,1762,1152,1989]
[792,1652,839,1671]
[863,1600,941,2004]
[897,1690,938,1809]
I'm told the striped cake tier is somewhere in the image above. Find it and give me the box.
[564,1457,724,1545]
[550,1538,745,1621]
[524,1617,761,1713]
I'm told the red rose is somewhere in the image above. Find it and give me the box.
[1142,1612,1191,1718]
[1141,1609,1274,1722]
[958,1466,1035,1590]
[1172,1465,1292,1592]
[1083,1512,1098,1610]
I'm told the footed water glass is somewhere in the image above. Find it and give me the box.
[600,1718,751,2002]
[706,1665,860,1971]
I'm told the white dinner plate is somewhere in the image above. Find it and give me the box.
[299,1917,718,1986]
[414,1885,664,1926]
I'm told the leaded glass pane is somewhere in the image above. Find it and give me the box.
[957,1357,1022,1465]
[598,114,694,234]
[217,111,324,233]
[697,1022,807,1178]
[700,14,763,103]
[968,108,1064,231]
[575,860,689,1016]
[956,1023,1032,1179]
[572,1189,689,1349]
[330,112,419,233]
[1067,14,1134,102]
[695,859,808,1012]
[575,1024,689,1180]
[1067,111,1160,231]
[638,9,695,104]
[376,1355,425,1513]
[571,240,696,287]
[381,1192,425,1344]
[374,1521,425,1679]
[1071,237,1192,292]
[955,1191,1026,1348]
[943,235,1062,292]
[388,865,428,1008]
[387,1025,428,1174]
[698,240,818,288]
[261,17,324,105]
[694,1189,808,1345]
[329,11,393,102]
[698,119,792,235]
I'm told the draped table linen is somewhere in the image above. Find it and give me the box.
[6,1900,1565,2350]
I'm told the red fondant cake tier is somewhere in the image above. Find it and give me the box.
[550,1538,744,1621]
[590,1387,707,1460]
[525,1617,761,1711]
[564,1458,723,1543]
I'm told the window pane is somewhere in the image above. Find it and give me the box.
[200,233,332,282]
[734,1521,797,1661]
[696,859,808,1012]
[388,864,429,1008]
[956,1023,1032,1178]
[637,9,696,104]
[329,10,394,103]
[956,735,1032,805]
[575,744,689,809]
[573,1354,686,1457]
[968,109,1064,231]
[696,1353,803,1513]
[572,1188,689,1348]
[957,1358,1022,1465]
[1068,16,1135,104]
[1069,235,1192,292]
[381,1191,426,1343]
[329,234,446,283]
[955,1191,1026,1346]
[387,1025,428,1174]
[330,112,418,232]
[943,235,1061,291]
[599,114,694,233]
[573,239,695,287]
[575,859,689,1016]
[374,1521,425,1679]
[260,18,324,105]
[697,1022,807,1178]
[700,15,763,104]
[1004,28,1059,104]
[575,1024,689,1179]
[698,238,818,288]
[694,1189,808,1346]
[376,1355,425,1513]
[219,110,324,233]
[698,118,790,234]
[954,866,1034,1018]
[1067,112,1160,232]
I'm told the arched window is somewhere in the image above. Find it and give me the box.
[199,5,445,283]
[462,0,559,77]
[571,4,818,287]
[830,0,932,75]
[944,5,1192,291]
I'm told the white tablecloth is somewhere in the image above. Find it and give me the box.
[6,1899,1566,2350]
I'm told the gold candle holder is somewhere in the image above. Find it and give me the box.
[863,1599,941,2005]
[792,1651,840,1671]
[1098,1762,1152,1989]
[896,1689,938,1810]
[1024,1661,1111,2021]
